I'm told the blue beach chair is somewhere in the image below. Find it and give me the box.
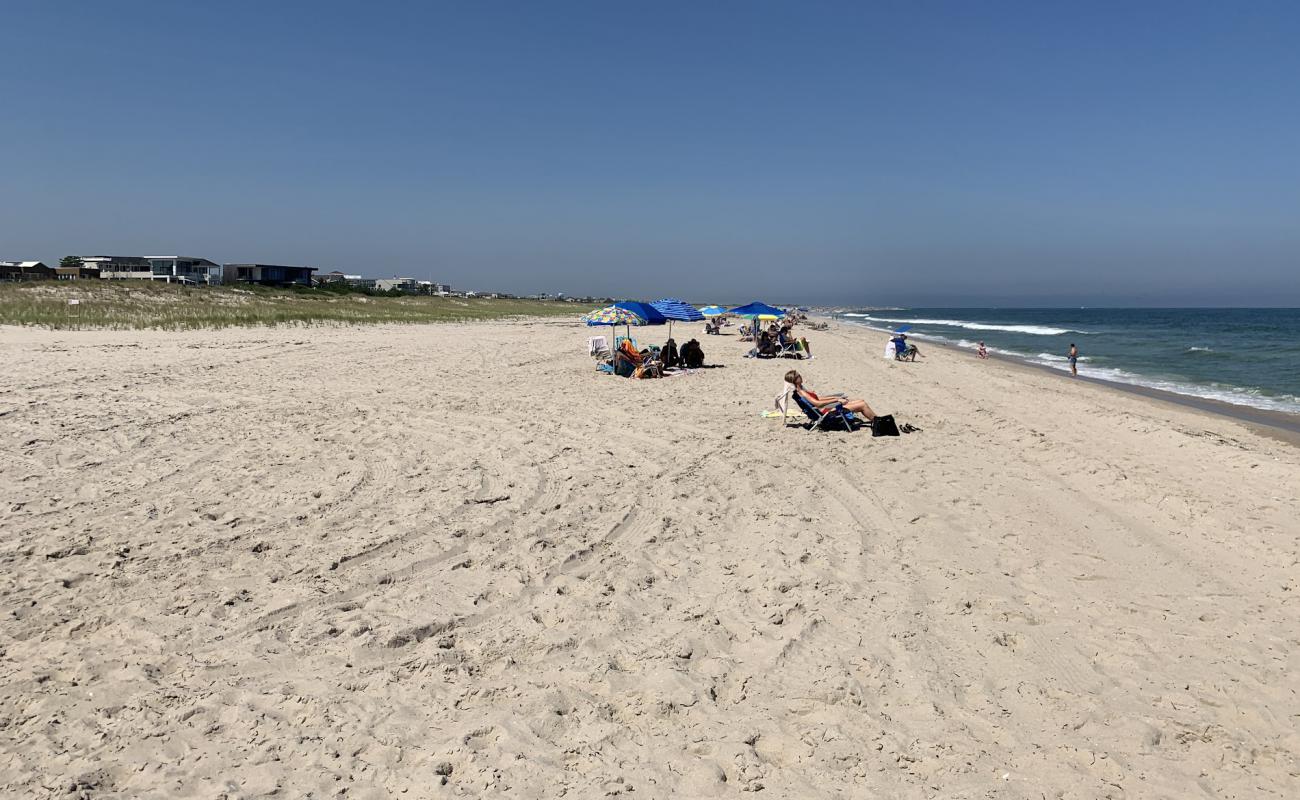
[792,389,860,432]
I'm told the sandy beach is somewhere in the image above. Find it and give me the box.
[2,318,1297,798]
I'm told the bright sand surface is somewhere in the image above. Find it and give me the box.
[1,319,1297,798]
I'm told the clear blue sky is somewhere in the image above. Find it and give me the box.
[3,1,1298,306]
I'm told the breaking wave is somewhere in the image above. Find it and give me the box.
[841,314,1082,336]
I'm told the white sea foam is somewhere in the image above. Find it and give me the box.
[840,316,1300,414]
[1021,353,1300,414]
[843,314,1083,336]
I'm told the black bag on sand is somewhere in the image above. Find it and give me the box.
[871,414,900,437]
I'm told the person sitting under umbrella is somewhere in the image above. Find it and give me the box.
[892,333,921,362]
[661,337,680,368]
[785,369,877,422]
[680,338,705,368]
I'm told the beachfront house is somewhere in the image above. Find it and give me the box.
[55,265,101,280]
[313,270,349,285]
[146,256,223,285]
[344,275,376,290]
[375,278,420,293]
[223,263,317,287]
[0,261,54,281]
[81,256,152,280]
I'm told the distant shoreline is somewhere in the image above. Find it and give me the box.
[832,316,1300,446]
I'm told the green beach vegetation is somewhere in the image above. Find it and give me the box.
[0,281,580,330]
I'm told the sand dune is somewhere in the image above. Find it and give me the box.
[1,319,1297,798]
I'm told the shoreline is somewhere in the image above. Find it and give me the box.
[832,317,1300,446]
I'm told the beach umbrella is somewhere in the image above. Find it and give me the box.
[893,324,912,334]
[699,305,727,317]
[728,302,787,353]
[613,301,667,326]
[649,298,704,337]
[728,301,786,321]
[583,305,646,349]
[582,305,643,325]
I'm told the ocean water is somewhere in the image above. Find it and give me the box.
[839,308,1300,415]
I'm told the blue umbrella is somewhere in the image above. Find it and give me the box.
[728,302,786,350]
[649,298,703,321]
[650,298,704,337]
[727,301,786,320]
[613,301,667,325]
[893,324,912,334]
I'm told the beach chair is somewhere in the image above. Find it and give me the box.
[792,388,860,432]
[777,334,811,359]
[774,383,801,427]
[613,345,641,377]
[613,340,663,378]
[615,335,638,351]
[589,335,611,358]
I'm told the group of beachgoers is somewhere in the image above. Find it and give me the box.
[590,311,907,433]
[596,311,817,379]
[890,332,1079,376]
[746,318,814,360]
[601,335,706,378]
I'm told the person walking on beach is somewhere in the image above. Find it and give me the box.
[1068,343,1078,376]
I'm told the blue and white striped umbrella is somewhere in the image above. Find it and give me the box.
[650,298,703,337]
[649,298,704,322]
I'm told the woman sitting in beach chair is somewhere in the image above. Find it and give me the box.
[786,369,877,423]
[777,330,812,359]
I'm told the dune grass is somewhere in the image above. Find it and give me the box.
[0,282,582,330]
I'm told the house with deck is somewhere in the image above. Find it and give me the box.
[145,256,223,284]
[375,277,421,293]
[223,263,317,287]
[81,256,152,280]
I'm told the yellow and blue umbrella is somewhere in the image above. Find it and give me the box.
[728,301,786,321]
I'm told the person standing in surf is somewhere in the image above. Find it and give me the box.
[1068,343,1078,376]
